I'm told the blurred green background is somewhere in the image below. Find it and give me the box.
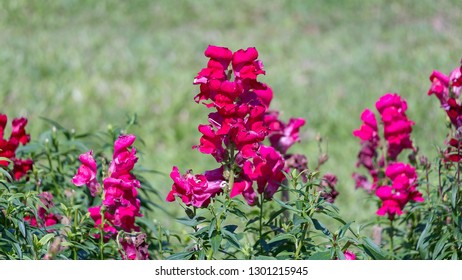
[1,0,461,225]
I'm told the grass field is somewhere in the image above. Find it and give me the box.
[1,0,462,226]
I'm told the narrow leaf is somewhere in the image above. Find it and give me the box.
[308,251,332,260]
[39,233,55,246]
[361,237,386,260]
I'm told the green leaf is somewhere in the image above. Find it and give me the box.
[222,229,241,249]
[255,256,277,260]
[0,167,13,182]
[39,233,55,246]
[12,243,22,260]
[273,198,301,213]
[361,237,386,260]
[417,213,433,251]
[208,218,217,239]
[451,183,459,209]
[176,217,204,227]
[312,218,331,236]
[432,232,449,259]
[268,233,294,244]
[17,220,26,238]
[293,214,311,227]
[337,222,353,238]
[166,251,195,260]
[222,225,238,233]
[276,251,294,259]
[308,251,332,260]
[210,232,222,253]
[60,241,73,247]
[335,247,345,260]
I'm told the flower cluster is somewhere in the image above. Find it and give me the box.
[168,45,304,207]
[427,60,462,162]
[24,192,60,229]
[73,134,148,259]
[375,163,423,219]
[353,93,422,219]
[376,93,415,160]
[353,93,415,192]
[0,114,33,180]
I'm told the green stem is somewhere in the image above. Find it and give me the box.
[389,219,394,259]
[294,222,309,260]
[99,211,105,260]
[258,192,264,254]
[157,224,163,258]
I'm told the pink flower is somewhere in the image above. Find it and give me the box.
[10,117,30,145]
[114,204,140,232]
[229,179,257,206]
[119,233,149,260]
[344,250,356,260]
[353,109,378,142]
[376,163,423,220]
[12,158,34,180]
[167,166,224,208]
[232,47,265,80]
[194,124,226,162]
[385,162,417,182]
[320,173,339,203]
[85,134,145,240]
[352,173,374,192]
[267,115,306,155]
[0,114,33,179]
[177,45,305,209]
[24,192,60,230]
[88,206,117,236]
[376,199,403,217]
[428,70,450,105]
[375,93,408,114]
[242,145,285,199]
[72,150,101,196]
[204,45,233,69]
[0,114,7,139]
[109,135,138,178]
[376,93,415,160]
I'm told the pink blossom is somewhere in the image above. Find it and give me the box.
[353,109,378,142]
[344,250,356,260]
[376,163,423,220]
[167,166,224,208]
[88,206,117,236]
[428,70,450,106]
[204,45,233,69]
[232,47,265,80]
[229,179,257,206]
[24,192,60,230]
[0,114,33,179]
[376,199,403,217]
[267,115,306,155]
[0,114,7,139]
[72,150,101,196]
[376,93,415,160]
[12,158,34,180]
[119,233,149,260]
[10,117,30,145]
[242,145,285,199]
[320,173,339,203]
